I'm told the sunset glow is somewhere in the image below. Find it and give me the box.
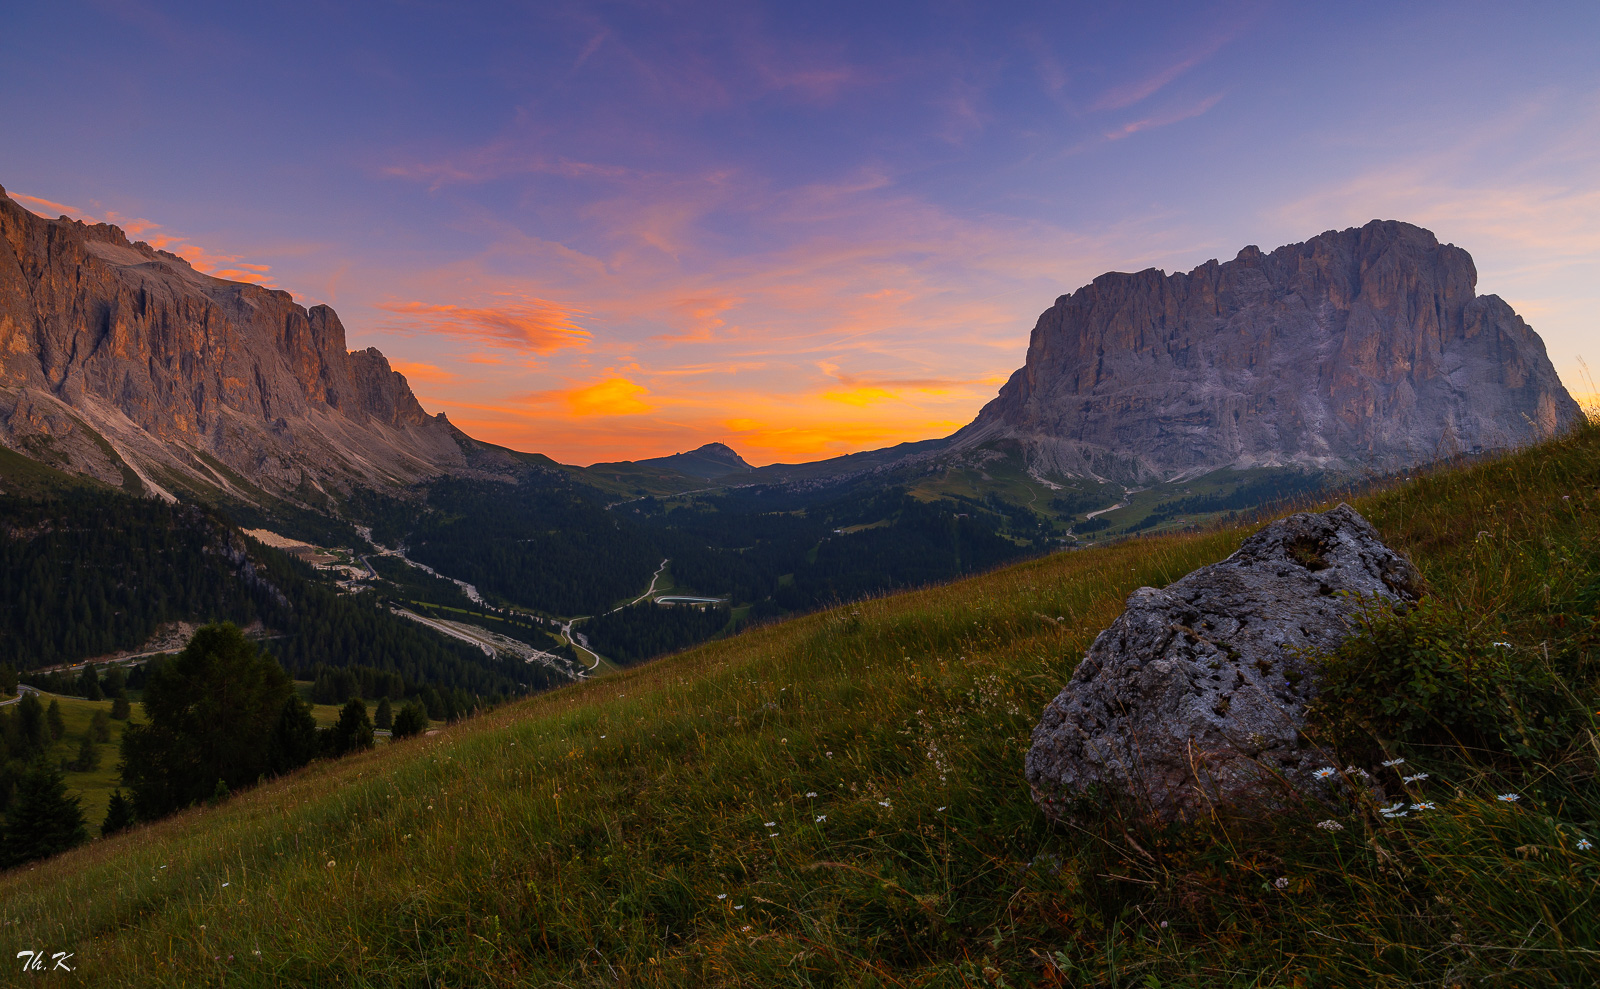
[3,2,1597,465]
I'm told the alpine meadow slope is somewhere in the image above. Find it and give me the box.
[3,417,1597,987]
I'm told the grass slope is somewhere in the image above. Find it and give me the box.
[3,424,1598,986]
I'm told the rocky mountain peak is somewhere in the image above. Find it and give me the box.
[0,184,475,499]
[953,220,1581,483]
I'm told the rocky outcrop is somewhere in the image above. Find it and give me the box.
[0,184,477,498]
[1025,504,1421,821]
[956,221,1583,483]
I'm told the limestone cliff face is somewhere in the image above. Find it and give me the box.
[954,220,1583,483]
[0,184,472,497]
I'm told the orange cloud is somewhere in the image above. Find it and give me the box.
[652,294,742,343]
[563,377,653,416]
[11,192,80,216]
[377,299,590,352]
[388,360,455,384]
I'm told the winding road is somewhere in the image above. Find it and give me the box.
[0,684,40,707]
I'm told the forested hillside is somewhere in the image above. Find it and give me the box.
[0,485,546,703]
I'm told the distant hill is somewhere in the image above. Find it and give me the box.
[616,442,753,481]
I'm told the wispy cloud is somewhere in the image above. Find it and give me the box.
[1103,92,1225,142]
[1089,11,1255,112]
[376,299,591,352]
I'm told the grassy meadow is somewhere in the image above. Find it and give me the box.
[2,423,1597,986]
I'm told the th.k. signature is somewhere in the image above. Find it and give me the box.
[17,950,75,972]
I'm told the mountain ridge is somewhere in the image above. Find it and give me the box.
[0,185,494,501]
[950,219,1582,483]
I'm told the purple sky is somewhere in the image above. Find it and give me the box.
[3,1,1596,464]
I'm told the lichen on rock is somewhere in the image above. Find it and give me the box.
[1025,504,1421,821]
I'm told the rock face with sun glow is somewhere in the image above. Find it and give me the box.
[0,185,477,498]
[954,220,1583,484]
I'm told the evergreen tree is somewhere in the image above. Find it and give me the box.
[391,703,428,739]
[101,789,135,836]
[74,733,99,772]
[16,692,45,753]
[326,698,374,756]
[46,699,65,741]
[102,666,126,698]
[268,696,320,774]
[375,696,393,731]
[110,694,131,720]
[119,623,295,820]
[79,665,103,701]
[208,778,230,806]
[0,662,15,697]
[2,762,87,867]
[90,709,111,743]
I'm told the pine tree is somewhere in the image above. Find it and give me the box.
[3,762,87,867]
[90,709,111,743]
[101,789,135,835]
[74,733,100,772]
[391,702,428,739]
[269,695,319,774]
[79,665,103,701]
[327,698,374,756]
[46,698,65,741]
[110,694,131,720]
[17,692,45,753]
[0,662,15,697]
[375,696,393,731]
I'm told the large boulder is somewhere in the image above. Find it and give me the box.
[1025,504,1422,821]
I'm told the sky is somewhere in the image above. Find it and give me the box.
[2,1,1597,466]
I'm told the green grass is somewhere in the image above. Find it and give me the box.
[29,692,147,832]
[3,424,1598,986]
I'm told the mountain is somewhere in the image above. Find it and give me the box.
[0,185,480,501]
[950,220,1582,483]
[631,442,753,481]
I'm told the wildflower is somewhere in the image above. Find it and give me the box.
[1381,758,1405,767]
[825,751,833,758]
[734,905,744,910]
[1316,820,1344,831]
[221,882,230,888]
[768,832,779,837]
[1492,641,1513,649]
[1381,809,1408,819]
[1274,877,1289,889]
[717,893,726,900]
[878,800,891,807]
[741,925,751,932]
[1160,920,1168,928]
[1402,773,1429,783]
[1497,793,1520,803]
[764,821,776,827]
[805,792,817,798]
[937,806,947,812]
[815,815,826,822]
[1312,767,1336,780]
[1579,839,1593,851]
[1412,802,1436,811]
[326,860,336,869]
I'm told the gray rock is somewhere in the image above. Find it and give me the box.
[954,220,1583,484]
[0,183,509,499]
[1025,504,1421,821]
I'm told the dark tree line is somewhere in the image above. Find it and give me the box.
[349,477,660,615]
[585,602,730,666]
[0,485,549,701]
